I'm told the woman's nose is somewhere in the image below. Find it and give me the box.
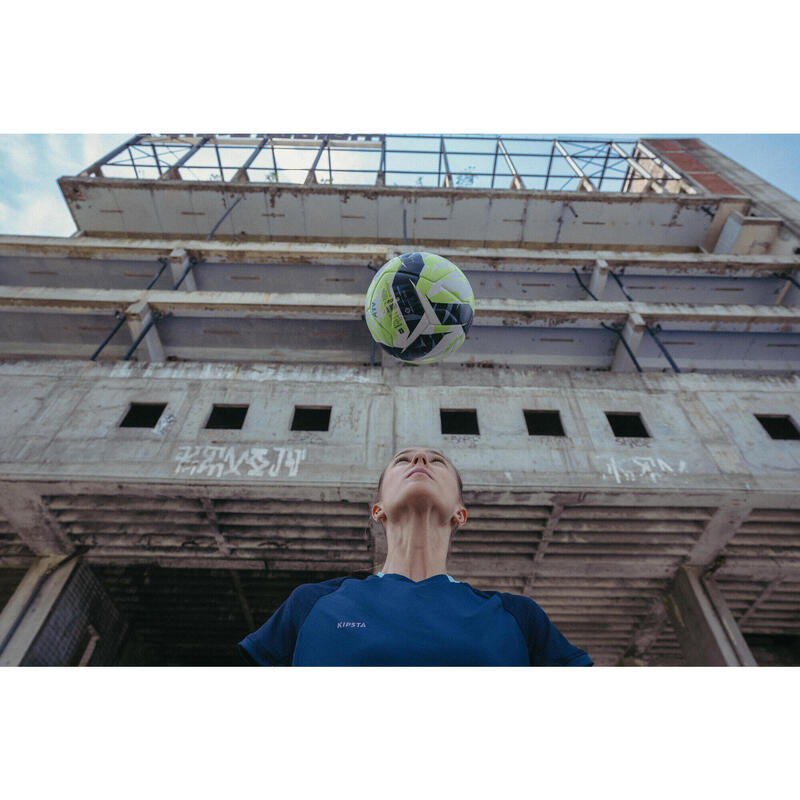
[411,452,428,465]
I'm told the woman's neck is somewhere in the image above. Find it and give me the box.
[380,509,451,582]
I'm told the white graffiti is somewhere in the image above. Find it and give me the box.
[173,445,306,479]
[601,455,688,484]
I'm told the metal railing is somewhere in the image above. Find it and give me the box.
[78,134,698,195]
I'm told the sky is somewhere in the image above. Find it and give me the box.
[0,133,798,238]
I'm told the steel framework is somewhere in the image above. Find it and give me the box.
[79,134,699,194]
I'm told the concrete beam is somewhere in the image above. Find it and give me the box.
[2,235,798,277]
[2,286,800,332]
[621,594,670,660]
[686,502,753,567]
[0,556,81,666]
[610,312,645,371]
[0,484,74,555]
[168,248,197,292]
[737,577,783,627]
[664,565,757,666]
[701,574,759,665]
[523,500,569,593]
[715,563,800,582]
[200,497,232,556]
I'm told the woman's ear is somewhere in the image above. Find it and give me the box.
[371,504,386,524]
[451,508,467,529]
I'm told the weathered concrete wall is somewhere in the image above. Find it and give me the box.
[1,359,798,499]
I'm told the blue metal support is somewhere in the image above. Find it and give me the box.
[544,141,556,190]
[205,196,242,241]
[777,272,800,291]
[601,323,643,373]
[159,136,211,180]
[304,138,329,185]
[89,258,169,361]
[232,136,268,182]
[122,312,162,361]
[572,267,599,300]
[173,257,199,290]
[610,269,681,373]
[81,134,143,177]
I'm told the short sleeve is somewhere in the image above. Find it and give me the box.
[238,577,349,666]
[500,593,593,666]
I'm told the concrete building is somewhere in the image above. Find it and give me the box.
[0,134,798,666]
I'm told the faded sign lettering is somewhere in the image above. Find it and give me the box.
[601,455,688,484]
[174,445,306,478]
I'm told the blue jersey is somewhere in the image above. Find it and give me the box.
[238,572,593,666]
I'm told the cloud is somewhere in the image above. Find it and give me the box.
[0,134,126,236]
[0,135,41,183]
[0,188,76,236]
[44,134,84,175]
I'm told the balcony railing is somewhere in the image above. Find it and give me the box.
[78,134,698,195]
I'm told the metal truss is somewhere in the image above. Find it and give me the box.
[79,134,699,195]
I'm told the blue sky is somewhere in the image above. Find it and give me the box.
[0,134,798,238]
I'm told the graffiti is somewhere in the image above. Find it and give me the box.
[173,445,306,479]
[601,455,688,484]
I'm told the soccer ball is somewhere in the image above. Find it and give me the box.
[364,252,475,364]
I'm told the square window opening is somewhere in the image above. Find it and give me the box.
[605,411,650,438]
[755,414,800,440]
[441,409,480,435]
[205,404,249,430]
[119,402,167,428]
[524,410,566,436]
[291,406,331,431]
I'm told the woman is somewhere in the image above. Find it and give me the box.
[238,446,592,666]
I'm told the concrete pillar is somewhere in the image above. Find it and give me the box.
[0,557,127,666]
[610,312,645,371]
[125,300,166,362]
[665,565,757,666]
[0,484,74,555]
[169,248,197,292]
[589,258,608,299]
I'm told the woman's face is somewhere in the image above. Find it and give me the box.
[375,446,464,527]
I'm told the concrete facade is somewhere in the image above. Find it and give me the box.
[0,135,798,666]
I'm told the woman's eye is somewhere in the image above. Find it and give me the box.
[432,458,444,463]
[395,456,409,462]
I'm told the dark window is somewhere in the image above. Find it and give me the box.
[441,409,480,435]
[755,414,800,440]
[291,406,331,431]
[524,410,566,436]
[605,412,650,438]
[205,405,249,430]
[119,402,167,428]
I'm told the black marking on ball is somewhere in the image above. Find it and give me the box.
[391,269,427,341]
[379,333,446,362]
[431,301,473,332]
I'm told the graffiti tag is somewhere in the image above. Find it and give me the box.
[173,445,306,479]
[600,455,688,485]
